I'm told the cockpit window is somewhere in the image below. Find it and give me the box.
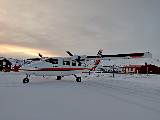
[63,61,70,66]
[45,58,58,64]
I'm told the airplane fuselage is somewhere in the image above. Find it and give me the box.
[19,50,152,83]
[19,57,97,76]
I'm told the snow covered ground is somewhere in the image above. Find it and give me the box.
[0,72,160,120]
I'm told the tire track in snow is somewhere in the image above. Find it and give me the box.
[78,79,160,114]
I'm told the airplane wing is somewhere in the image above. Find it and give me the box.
[86,52,152,60]
[27,58,41,61]
[27,53,48,61]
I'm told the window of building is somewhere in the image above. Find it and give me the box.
[3,61,6,65]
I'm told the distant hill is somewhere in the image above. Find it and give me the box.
[6,58,34,69]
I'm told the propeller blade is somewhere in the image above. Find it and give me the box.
[39,53,42,57]
[66,51,73,56]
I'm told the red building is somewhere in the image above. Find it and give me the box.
[123,65,141,74]
[123,63,160,74]
[140,63,160,74]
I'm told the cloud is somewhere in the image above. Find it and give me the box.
[0,0,160,58]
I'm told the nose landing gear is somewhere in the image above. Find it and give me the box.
[23,75,29,83]
[74,75,81,82]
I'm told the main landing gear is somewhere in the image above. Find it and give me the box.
[74,75,81,82]
[22,75,81,83]
[57,76,62,80]
[23,75,29,83]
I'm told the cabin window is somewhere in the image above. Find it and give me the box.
[63,61,70,66]
[71,61,81,66]
[72,61,76,66]
[78,63,81,66]
[45,58,58,64]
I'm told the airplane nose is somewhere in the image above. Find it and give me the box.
[18,66,25,72]
[13,66,21,72]
[18,65,32,75]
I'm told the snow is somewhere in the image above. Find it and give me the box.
[0,72,160,120]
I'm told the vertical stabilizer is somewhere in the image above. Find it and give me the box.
[91,49,103,70]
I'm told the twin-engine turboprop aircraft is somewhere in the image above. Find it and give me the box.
[19,50,152,83]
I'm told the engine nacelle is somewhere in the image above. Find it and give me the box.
[71,55,79,60]
[71,55,87,61]
[80,55,87,59]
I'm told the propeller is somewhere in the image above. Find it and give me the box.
[66,51,73,56]
[39,53,42,57]
[66,51,81,64]
[27,53,45,61]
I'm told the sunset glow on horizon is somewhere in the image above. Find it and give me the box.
[0,44,61,59]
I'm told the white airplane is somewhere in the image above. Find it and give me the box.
[19,50,152,83]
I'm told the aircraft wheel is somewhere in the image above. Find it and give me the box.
[57,76,61,80]
[23,78,29,83]
[76,77,81,82]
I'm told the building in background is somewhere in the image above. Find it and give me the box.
[123,63,160,74]
[140,63,160,74]
[123,65,141,74]
[0,57,12,72]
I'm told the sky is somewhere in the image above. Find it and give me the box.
[0,0,160,59]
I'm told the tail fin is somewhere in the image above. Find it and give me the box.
[91,49,103,70]
[97,49,103,56]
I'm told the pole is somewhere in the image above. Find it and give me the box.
[113,65,114,77]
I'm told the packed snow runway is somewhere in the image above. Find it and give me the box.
[0,72,160,120]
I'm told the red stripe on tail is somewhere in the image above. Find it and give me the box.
[91,60,100,70]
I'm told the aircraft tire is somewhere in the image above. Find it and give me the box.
[76,77,81,82]
[57,76,61,80]
[23,78,29,83]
